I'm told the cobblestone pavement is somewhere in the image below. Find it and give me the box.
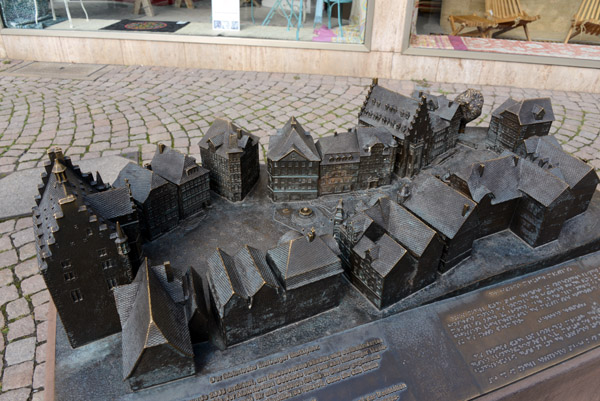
[0,59,599,400]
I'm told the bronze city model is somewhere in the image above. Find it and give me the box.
[34,80,599,390]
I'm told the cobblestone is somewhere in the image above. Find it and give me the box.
[5,337,36,366]
[2,361,34,390]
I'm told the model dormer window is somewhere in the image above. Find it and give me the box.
[61,259,72,269]
[63,271,75,281]
[532,104,545,120]
[102,259,115,269]
[97,248,108,257]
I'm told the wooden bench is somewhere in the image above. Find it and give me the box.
[448,0,539,41]
[565,0,600,43]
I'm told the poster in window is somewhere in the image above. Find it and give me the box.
[212,0,240,31]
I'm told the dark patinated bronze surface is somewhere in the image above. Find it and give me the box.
[54,251,600,401]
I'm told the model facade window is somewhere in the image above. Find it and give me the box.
[114,260,195,390]
[114,162,179,240]
[150,143,210,219]
[487,98,554,151]
[267,117,321,201]
[33,148,135,347]
[198,118,260,202]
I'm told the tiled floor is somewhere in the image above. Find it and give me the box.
[0,59,598,401]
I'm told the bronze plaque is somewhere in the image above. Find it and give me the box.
[440,261,600,392]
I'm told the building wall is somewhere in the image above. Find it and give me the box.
[42,200,132,347]
[1,0,599,92]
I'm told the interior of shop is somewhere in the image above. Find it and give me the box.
[0,0,369,44]
[413,0,600,61]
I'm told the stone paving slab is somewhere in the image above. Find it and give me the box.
[0,62,109,81]
[0,59,598,401]
[0,155,137,220]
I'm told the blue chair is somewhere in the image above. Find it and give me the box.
[324,0,353,37]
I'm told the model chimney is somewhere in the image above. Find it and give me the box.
[229,133,238,148]
[478,163,485,177]
[462,204,470,217]
[164,261,174,282]
[307,227,316,242]
[158,143,166,154]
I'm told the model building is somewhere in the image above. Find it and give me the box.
[266,229,344,321]
[359,79,462,177]
[516,135,599,219]
[35,92,600,395]
[206,246,282,346]
[335,197,444,308]
[114,259,196,390]
[198,118,260,202]
[267,117,321,201]
[316,126,398,195]
[83,184,144,269]
[399,174,479,272]
[113,162,179,240]
[487,97,554,151]
[33,147,136,347]
[316,131,361,195]
[149,143,210,219]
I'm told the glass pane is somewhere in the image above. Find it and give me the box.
[0,0,370,45]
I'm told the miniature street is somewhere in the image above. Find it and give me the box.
[0,59,599,401]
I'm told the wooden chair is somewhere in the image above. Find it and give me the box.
[485,0,540,41]
[448,0,539,41]
[565,0,600,43]
[449,14,497,38]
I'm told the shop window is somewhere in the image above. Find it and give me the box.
[410,0,600,61]
[1,0,370,45]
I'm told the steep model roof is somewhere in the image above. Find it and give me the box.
[83,187,135,220]
[151,144,209,186]
[519,136,598,189]
[355,126,397,157]
[466,156,523,204]
[316,131,360,165]
[364,197,437,258]
[267,117,321,162]
[353,233,407,277]
[267,232,342,290]
[33,148,118,266]
[493,98,555,125]
[114,259,194,380]
[113,162,170,204]
[199,118,259,158]
[207,246,280,317]
[359,84,420,139]
[402,175,477,240]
